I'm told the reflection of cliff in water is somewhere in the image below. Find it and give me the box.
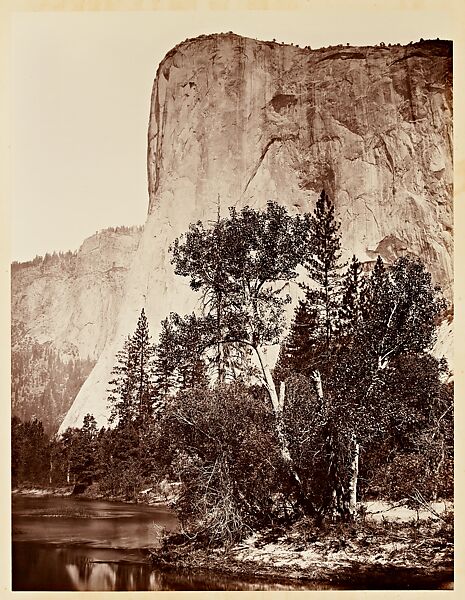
[62,550,339,591]
[64,552,149,592]
[13,541,335,591]
[13,543,159,591]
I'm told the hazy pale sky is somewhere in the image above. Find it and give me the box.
[11,7,455,262]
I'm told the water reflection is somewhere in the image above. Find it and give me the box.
[13,541,331,591]
[12,495,180,591]
[14,542,148,591]
[12,495,332,591]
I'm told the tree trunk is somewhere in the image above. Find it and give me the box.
[313,369,342,518]
[217,293,225,384]
[254,346,280,411]
[348,434,359,517]
[279,381,285,411]
[312,370,324,410]
[254,346,301,485]
[217,340,225,384]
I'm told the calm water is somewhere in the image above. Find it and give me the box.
[12,495,334,591]
[12,495,453,591]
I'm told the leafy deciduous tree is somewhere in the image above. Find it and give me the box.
[169,201,311,486]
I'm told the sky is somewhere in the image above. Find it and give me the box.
[10,6,457,262]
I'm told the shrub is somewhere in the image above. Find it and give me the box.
[158,383,290,546]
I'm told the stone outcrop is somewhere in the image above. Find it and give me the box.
[20,34,451,432]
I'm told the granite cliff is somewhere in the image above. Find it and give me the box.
[12,226,143,360]
[147,34,452,288]
[14,34,453,432]
[11,227,142,432]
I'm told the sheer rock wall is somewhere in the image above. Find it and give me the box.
[53,34,452,431]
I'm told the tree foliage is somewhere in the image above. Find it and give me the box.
[60,414,100,485]
[168,201,314,491]
[12,192,453,539]
[276,190,345,378]
[12,416,51,486]
[339,255,364,337]
[360,256,446,367]
[153,313,210,396]
[170,201,309,365]
[279,241,449,517]
[108,308,158,428]
[304,189,345,349]
[157,384,290,546]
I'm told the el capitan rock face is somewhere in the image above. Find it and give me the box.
[147,34,452,290]
[16,34,451,432]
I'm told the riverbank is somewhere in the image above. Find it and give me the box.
[11,483,178,506]
[149,506,453,590]
[12,485,74,497]
[12,489,453,589]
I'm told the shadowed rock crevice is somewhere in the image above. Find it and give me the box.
[270,94,297,113]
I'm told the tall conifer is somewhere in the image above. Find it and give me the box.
[277,190,345,377]
[305,189,345,349]
[107,308,156,428]
[339,255,364,338]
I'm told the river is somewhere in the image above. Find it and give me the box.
[12,495,337,591]
[12,495,453,591]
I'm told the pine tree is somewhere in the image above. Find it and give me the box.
[275,296,321,380]
[153,312,209,400]
[107,308,156,428]
[152,316,180,399]
[304,189,345,350]
[276,191,345,391]
[338,255,365,338]
[71,414,99,484]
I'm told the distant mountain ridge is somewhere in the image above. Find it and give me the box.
[11,226,142,432]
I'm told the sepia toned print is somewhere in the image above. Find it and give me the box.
[11,21,453,592]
